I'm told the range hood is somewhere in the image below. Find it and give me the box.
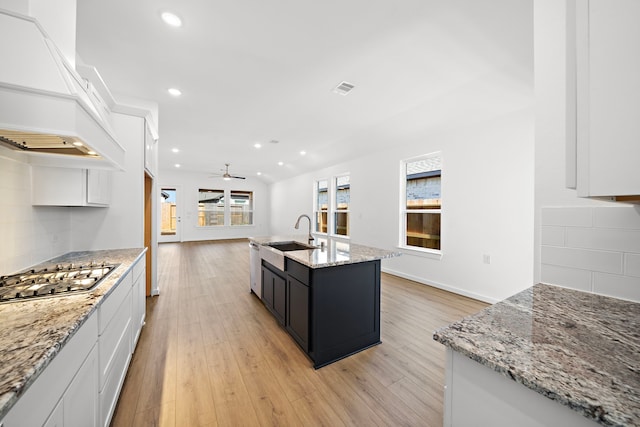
[0,9,125,169]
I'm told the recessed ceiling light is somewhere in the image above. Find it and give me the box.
[277,161,284,166]
[168,88,182,96]
[254,143,262,149]
[300,150,306,156]
[161,12,182,27]
[257,172,262,176]
[174,163,181,168]
[171,148,179,153]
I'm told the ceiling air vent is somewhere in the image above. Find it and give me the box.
[333,81,355,96]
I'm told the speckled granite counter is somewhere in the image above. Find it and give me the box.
[249,235,401,268]
[0,248,146,420]
[433,284,640,426]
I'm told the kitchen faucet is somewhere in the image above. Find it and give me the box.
[294,214,315,244]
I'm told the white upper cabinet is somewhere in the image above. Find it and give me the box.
[569,0,640,200]
[32,165,111,207]
[144,118,158,178]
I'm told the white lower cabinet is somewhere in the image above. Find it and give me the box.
[98,272,133,427]
[63,344,99,427]
[131,260,146,350]
[1,313,98,427]
[1,255,146,427]
[43,399,63,427]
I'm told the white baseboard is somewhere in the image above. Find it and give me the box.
[381,267,498,304]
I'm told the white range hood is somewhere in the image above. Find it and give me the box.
[0,9,125,169]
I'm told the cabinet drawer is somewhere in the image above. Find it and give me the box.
[286,259,310,285]
[99,320,132,427]
[99,270,132,335]
[99,290,132,390]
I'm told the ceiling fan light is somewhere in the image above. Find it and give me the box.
[223,176,231,181]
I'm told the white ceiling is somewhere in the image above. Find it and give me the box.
[76,0,532,183]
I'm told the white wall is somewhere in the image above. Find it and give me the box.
[0,148,72,274]
[271,106,534,303]
[70,113,145,250]
[533,0,640,302]
[159,169,270,242]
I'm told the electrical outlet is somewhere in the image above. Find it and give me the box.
[483,254,491,264]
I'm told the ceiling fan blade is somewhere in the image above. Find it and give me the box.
[230,175,246,179]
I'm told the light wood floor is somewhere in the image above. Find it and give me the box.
[111,240,487,427]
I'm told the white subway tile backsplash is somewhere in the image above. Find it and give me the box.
[593,273,640,302]
[540,264,591,292]
[593,206,640,230]
[626,254,640,278]
[0,153,71,274]
[566,227,640,253]
[541,226,565,246]
[540,205,640,302]
[541,246,623,274]
[541,207,592,227]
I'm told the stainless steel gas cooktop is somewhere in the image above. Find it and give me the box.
[0,261,118,303]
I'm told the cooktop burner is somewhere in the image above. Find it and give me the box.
[0,261,118,303]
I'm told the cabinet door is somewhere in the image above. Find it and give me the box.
[272,273,286,325]
[86,169,111,206]
[262,267,274,309]
[286,276,309,352]
[574,0,640,197]
[64,344,99,427]
[43,399,63,427]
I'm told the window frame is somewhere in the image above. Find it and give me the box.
[399,152,442,256]
[197,188,255,227]
[229,190,254,226]
[313,179,329,235]
[197,188,225,227]
[332,174,350,238]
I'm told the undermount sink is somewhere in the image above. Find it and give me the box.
[266,241,315,252]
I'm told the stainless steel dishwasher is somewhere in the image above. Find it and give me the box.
[249,241,261,299]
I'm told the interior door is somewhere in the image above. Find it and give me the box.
[159,187,181,242]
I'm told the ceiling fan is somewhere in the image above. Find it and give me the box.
[210,163,246,180]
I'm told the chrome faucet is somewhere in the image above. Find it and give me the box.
[294,214,314,244]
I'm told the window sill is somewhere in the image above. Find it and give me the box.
[397,245,442,260]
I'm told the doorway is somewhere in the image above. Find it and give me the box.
[159,187,181,243]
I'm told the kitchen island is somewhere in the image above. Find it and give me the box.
[434,284,640,427]
[0,248,146,425]
[250,235,400,368]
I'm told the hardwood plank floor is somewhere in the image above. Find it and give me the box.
[110,240,487,427]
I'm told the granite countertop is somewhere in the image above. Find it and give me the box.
[249,235,401,268]
[0,248,146,420]
[433,283,640,427]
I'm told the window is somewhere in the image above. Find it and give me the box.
[402,154,441,251]
[198,189,254,227]
[230,190,253,225]
[314,180,328,233]
[333,175,350,236]
[198,189,225,226]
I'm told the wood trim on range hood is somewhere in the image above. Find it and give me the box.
[0,9,125,170]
